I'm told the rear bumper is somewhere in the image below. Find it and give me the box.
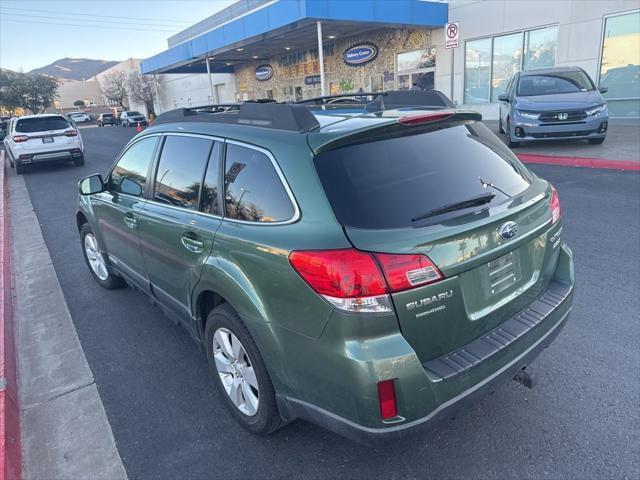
[278,243,574,444]
[279,305,570,444]
[16,148,83,165]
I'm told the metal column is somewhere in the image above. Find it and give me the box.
[316,21,326,96]
[206,56,218,104]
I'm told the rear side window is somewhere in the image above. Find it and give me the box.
[110,136,159,197]
[153,135,213,210]
[15,116,69,133]
[223,144,294,223]
[314,123,531,229]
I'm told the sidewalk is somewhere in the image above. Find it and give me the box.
[484,119,640,170]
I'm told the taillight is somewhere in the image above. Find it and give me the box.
[288,249,391,313]
[377,380,398,420]
[289,249,444,313]
[550,186,561,224]
[12,135,29,143]
[374,253,442,292]
[65,129,78,137]
[398,110,454,125]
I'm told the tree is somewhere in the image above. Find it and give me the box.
[73,99,85,108]
[127,71,156,117]
[0,70,59,114]
[100,71,128,110]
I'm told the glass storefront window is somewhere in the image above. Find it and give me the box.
[370,75,384,92]
[491,32,523,101]
[599,11,640,117]
[523,26,558,70]
[464,38,492,103]
[397,74,411,90]
[397,48,436,72]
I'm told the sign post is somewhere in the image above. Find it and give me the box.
[445,21,460,104]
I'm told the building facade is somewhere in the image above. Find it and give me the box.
[141,0,640,119]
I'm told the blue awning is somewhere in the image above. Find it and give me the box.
[141,0,448,74]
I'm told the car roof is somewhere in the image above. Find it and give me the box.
[16,114,66,120]
[519,66,585,76]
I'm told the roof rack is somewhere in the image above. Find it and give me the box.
[296,90,454,111]
[153,102,320,132]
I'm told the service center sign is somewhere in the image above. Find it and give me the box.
[445,22,459,49]
[255,64,274,81]
[343,43,378,66]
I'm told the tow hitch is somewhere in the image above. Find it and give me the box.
[513,367,537,389]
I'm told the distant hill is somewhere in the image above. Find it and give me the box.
[30,58,119,81]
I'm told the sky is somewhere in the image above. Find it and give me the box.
[0,0,236,72]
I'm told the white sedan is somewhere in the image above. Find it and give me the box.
[68,112,92,123]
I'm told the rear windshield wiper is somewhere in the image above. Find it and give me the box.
[411,192,495,222]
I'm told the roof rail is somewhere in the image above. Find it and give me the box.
[153,102,320,132]
[296,90,454,111]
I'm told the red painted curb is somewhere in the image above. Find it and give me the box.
[517,153,640,171]
[0,150,21,480]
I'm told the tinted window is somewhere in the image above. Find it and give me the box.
[201,143,221,215]
[102,114,113,118]
[110,136,158,196]
[128,111,142,116]
[224,144,294,223]
[15,116,70,133]
[314,123,531,229]
[153,135,213,210]
[517,71,594,96]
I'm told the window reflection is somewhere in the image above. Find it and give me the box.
[464,38,492,103]
[491,33,523,102]
[523,26,558,70]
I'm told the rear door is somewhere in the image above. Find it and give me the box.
[314,121,560,362]
[137,134,221,324]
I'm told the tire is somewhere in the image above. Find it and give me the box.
[506,118,520,148]
[205,303,283,435]
[74,154,85,166]
[15,163,24,174]
[80,223,124,289]
[589,137,605,145]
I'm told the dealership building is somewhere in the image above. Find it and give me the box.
[141,0,640,118]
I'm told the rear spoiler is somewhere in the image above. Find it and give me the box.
[309,110,483,154]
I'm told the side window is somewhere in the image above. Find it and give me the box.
[224,144,294,223]
[110,136,158,196]
[153,135,213,210]
[201,142,221,215]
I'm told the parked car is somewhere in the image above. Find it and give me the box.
[119,111,147,127]
[97,113,117,127]
[76,92,573,443]
[68,112,92,123]
[498,66,609,147]
[0,115,11,141]
[3,114,84,174]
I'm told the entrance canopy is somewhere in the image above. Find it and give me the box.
[140,0,448,75]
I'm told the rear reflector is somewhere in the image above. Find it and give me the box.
[289,249,444,313]
[12,135,29,143]
[65,129,78,137]
[398,111,454,125]
[374,253,443,292]
[550,186,561,224]
[377,380,398,420]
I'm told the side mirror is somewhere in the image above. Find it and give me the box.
[79,174,104,195]
[120,177,143,196]
[498,94,510,102]
[598,85,608,94]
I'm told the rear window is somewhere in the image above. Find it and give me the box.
[102,114,113,118]
[517,71,594,96]
[128,111,142,116]
[15,116,70,133]
[314,123,531,229]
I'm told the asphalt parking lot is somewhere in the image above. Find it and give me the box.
[12,125,640,479]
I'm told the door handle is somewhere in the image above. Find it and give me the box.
[180,233,204,253]
[123,213,137,229]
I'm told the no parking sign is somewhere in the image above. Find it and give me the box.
[445,22,459,49]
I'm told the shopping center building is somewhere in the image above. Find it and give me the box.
[141,0,640,118]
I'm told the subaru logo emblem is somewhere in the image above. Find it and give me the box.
[558,112,568,120]
[499,221,519,240]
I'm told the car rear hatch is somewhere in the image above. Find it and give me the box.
[310,113,561,363]
[14,116,77,154]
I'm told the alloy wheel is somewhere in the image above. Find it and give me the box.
[84,233,109,281]
[213,328,260,416]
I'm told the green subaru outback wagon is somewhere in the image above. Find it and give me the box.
[76,91,574,443]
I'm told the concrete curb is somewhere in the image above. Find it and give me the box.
[6,155,128,479]
[517,153,640,171]
[1,149,21,480]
